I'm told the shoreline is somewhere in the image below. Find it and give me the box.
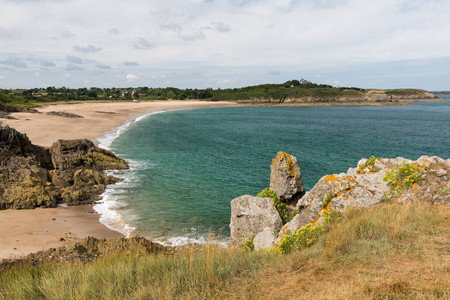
[0,100,232,260]
[231,98,449,107]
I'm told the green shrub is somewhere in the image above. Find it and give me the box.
[240,234,255,252]
[357,156,382,174]
[274,210,341,254]
[257,188,291,224]
[383,162,424,199]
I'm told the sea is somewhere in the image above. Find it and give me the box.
[94,100,450,246]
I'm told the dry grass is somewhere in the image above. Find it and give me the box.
[1,203,448,299]
[257,203,450,299]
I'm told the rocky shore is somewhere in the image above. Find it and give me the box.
[234,89,439,105]
[1,236,164,270]
[230,152,450,250]
[0,124,128,209]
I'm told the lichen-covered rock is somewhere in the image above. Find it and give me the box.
[230,195,283,246]
[279,157,390,238]
[270,151,305,203]
[253,227,277,251]
[0,125,129,209]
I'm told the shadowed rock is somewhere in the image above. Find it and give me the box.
[0,125,128,209]
[229,195,283,246]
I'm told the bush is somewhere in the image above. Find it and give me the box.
[257,188,290,224]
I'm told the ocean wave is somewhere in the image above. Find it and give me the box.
[93,193,136,238]
[93,111,167,237]
[154,235,229,248]
[96,111,165,150]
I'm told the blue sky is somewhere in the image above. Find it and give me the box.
[0,0,449,90]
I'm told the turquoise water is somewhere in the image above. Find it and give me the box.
[101,101,450,244]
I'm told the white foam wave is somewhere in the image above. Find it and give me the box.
[93,111,166,237]
[94,193,136,238]
[154,235,229,248]
[96,111,165,150]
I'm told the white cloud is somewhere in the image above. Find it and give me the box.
[0,0,449,89]
[126,74,139,82]
[65,64,84,71]
[134,38,155,50]
[123,61,139,66]
[0,56,27,68]
[73,44,102,53]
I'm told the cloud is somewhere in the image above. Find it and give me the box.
[65,64,84,71]
[73,45,102,53]
[206,22,231,33]
[161,22,205,41]
[66,55,84,64]
[134,38,155,50]
[60,30,75,38]
[39,60,56,67]
[108,28,119,34]
[0,28,16,38]
[96,64,111,69]
[124,61,139,66]
[178,29,205,41]
[66,55,96,65]
[126,74,139,82]
[1,0,450,89]
[0,75,4,79]
[0,56,27,68]
[161,22,182,31]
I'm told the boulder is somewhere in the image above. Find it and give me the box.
[230,195,283,246]
[253,227,278,251]
[50,139,128,171]
[0,125,129,209]
[270,151,305,203]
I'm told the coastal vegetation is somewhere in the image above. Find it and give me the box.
[0,202,448,299]
[0,79,437,108]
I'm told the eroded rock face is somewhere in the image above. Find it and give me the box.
[270,152,305,203]
[0,125,128,209]
[229,195,283,246]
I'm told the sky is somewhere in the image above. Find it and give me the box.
[0,0,449,90]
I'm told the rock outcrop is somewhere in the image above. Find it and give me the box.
[229,195,283,246]
[0,125,128,209]
[0,236,164,270]
[46,111,84,118]
[230,152,304,246]
[270,151,305,203]
[230,152,450,250]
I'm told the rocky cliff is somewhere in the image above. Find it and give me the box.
[0,124,128,209]
[235,89,438,105]
[230,152,450,250]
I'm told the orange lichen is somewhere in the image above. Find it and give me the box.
[325,175,339,182]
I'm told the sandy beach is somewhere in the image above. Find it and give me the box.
[0,100,231,260]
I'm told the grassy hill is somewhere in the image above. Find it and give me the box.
[1,202,448,299]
